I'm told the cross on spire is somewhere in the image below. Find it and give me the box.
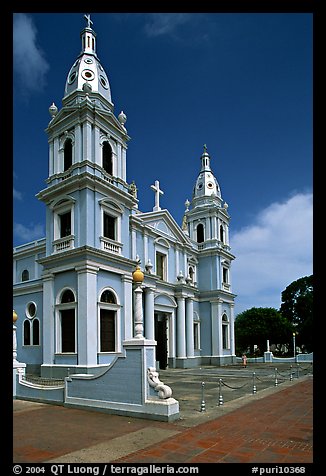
[84,13,93,29]
[150,180,164,211]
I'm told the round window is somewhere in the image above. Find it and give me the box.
[100,75,109,89]
[68,71,77,84]
[26,302,37,319]
[84,58,93,64]
[207,182,214,189]
[81,69,95,81]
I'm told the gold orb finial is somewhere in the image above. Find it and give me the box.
[13,310,18,323]
[133,264,144,283]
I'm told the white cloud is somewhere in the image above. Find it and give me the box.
[231,192,313,315]
[13,188,22,200]
[144,13,192,38]
[14,222,45,243]
[13,13,49,95]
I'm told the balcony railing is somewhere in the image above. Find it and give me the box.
[100,236,123,255]
[52,235,74,253]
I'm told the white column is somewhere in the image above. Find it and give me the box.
[175,248,179,280]
[13,259,17,284]
[48,141,54,175]
[225,225,230,245]
[74,123,82,164]
[143,233,148,266]
[76,264,99,366]
[134,284,144,338]
[230,303,235,355]
[94,125,101,166]
[176,295,186,358]
[212,216,217,240]
[186,298,194,357]
[53,137,59,174]
[121,146,127,182]
[122,275,133,340]
[131,229,137,260]
[83,121,92,161]
[42,273,55,365]
[217,300,223,355]
[211,301,218,355]
[144,287,155,340]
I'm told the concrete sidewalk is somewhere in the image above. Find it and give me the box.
[13,365,313,464]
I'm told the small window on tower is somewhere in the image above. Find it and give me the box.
[103,213,116,240]
[222,267,229,284]
[64,138,72,171]
[197,223,204,243]
[102,141,113,175]
[59,211,71,238]
[21,269,29,282]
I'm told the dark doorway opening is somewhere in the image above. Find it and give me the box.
[155,313,168,370]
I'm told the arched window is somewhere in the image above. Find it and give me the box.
[64,138,73,171]
[21,269,29,282]
[99,289,117,353]
[102,141,113,175]
[61,289,75,303]
[222,313,229,350]
[197,223,204,243]
[57,289,76,354]
[100,290,116,304]
[32,319,40,345]
[188,266,194,282]
[24,320,31,346]
[220,224,225,243]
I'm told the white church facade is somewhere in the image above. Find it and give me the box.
[13,16,236,419]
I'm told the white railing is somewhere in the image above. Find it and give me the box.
[53,236,74,253]
[100,237,123,255]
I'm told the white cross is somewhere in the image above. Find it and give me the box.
[150,180,164,211]
[84,14,93,29]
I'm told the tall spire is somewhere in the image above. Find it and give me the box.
[200,144,212,172]
[81,13,97,56]
[64,14,112,105]
[192,145,222,201]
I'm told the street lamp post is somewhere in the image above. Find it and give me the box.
[293,332,296,362]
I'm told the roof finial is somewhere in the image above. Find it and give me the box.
[84,13,93,29]
[203,143,207,153]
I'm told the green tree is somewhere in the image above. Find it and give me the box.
[235,307,293,356]
[280,275,313,352]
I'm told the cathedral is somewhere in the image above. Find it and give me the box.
[13,15,236,419]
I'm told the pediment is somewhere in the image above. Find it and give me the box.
[139,210,191,245]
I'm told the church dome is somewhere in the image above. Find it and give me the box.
[193,147,221,200]
[64,15,112,104]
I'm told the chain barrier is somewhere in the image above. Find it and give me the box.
[197,363,312,411]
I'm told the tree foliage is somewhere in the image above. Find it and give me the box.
[235,307,293,356]
[280,275,313,351]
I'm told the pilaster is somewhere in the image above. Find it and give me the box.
[76,264,99,366]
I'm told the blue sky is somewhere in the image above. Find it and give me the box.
[13,12,313,315]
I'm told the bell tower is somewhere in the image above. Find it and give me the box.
[36,15,137,257]
[186,146,230,249]
[184,146,234,293]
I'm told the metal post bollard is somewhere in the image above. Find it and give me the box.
[296,363,300,379]
[274,367,278,387]
[290,365,293,381]
[218,378,224,406]
[200,381,206,412]
[252,371,257,394]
